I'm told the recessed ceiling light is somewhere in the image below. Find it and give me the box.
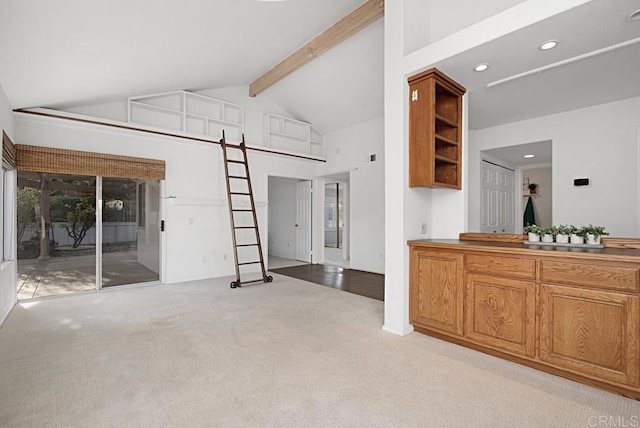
[539,40,558,51]
[524,154,535,159]
[474,63,489,72]
[627,9,640,21]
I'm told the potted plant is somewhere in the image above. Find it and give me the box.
[528,183,538,195]
[540,226,555,243]
[524,224,541,242]
[555,224,571,244]
[583,224,609,245]
[569,226,585,244]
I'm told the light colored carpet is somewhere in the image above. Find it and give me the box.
[0,275,638,427]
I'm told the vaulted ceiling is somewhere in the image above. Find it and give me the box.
[0,0,383,134]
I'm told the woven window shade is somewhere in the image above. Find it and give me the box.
[15,145,165,180]
[2,131,16,170]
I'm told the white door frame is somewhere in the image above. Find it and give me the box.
[266,174,321,265]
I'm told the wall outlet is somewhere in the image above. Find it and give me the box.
[223,253,228,260]
[188,217,194,225]
[420,221,427,235]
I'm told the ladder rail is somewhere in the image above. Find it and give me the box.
[220,131,242,285]
[240,135,269,282]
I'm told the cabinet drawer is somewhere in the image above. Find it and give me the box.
[466,254,536,280]
[540,261,639,292]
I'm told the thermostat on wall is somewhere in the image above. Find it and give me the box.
[573,178,590,187]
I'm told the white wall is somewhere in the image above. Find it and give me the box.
[267,177,297,260]
[523,167,552,228]
[470,96,640,238]
[320,117,385,274]
[0,82,16,325]
[15,108,322,284]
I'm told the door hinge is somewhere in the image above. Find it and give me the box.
[161,220,165,232]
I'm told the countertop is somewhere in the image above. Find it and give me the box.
[407,239,640,261]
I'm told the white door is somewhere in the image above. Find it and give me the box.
[480,161,516,234]
[296,180,312,262]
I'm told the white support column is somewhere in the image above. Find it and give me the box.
[383,0,413,336]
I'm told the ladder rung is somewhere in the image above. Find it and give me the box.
[228,160,246,164]
[229,176,247,180]
[234,226,257,229]
[238,261,261,266]
[232,209,253,212]
[239,279,265,285]
[230,192,251,195]
[235,243,259,247]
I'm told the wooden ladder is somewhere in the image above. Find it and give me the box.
[220,132,272,288]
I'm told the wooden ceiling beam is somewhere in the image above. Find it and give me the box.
[249,0,384,97]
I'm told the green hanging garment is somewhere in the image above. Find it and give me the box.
[523,196,536,227]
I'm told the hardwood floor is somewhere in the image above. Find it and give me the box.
[270,264,384,301]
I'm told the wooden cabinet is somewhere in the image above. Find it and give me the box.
[408,240,640,398]
[540,283,640,387]
[410,249,464,336]
[408,68,466,189]
[466,274,536,357]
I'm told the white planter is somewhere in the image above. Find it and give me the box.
[527,232,540,242]
[586,234,601,245]
[555,234,569,244]
[570,234,584,244]
[541,234,554,243]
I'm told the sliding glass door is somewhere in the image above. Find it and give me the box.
[16,173,161,299]
[16,172,97,299]
[101,178,160,287]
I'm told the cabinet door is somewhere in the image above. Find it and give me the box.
[410,248,464,336]
[466,274,536,357]
[408,77,435,188]
[540,284,640,386]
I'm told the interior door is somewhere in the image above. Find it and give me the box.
[295,180,312,262]
[481,160,515,234]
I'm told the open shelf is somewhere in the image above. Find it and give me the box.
[264,113,323,157]
[128,90,244,142]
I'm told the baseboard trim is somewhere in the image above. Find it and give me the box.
[382,323,414,336]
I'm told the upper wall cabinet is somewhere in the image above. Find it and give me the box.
[264,113,324,157]
[408,68,466,189]
[128,91,244,143]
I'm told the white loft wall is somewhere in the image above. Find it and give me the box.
[195,86,293,147]
[469,96,640,238]
[402,0,527,55]
[320,116,385,274]
[384,0,590,336]
[0,82,16,325]
[15,113,322,284]
[66,85,295,148]
[267,176,297,260]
